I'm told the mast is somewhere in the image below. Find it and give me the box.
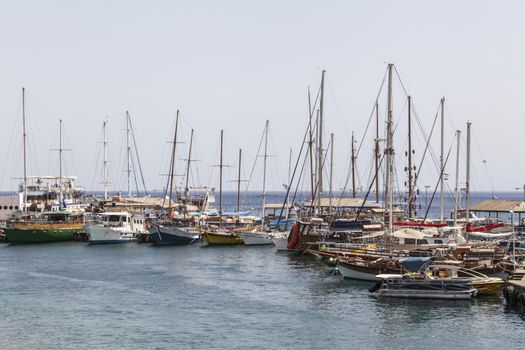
[184,128,194,203]
[261,120,269,226]
[351,131,356,198]
[385,63,394,232]
[219,129,224,223]
[168,111,179,212]
[318,70,326,211]
[308,88,316,214]
[439,97,445,221]
[316,109,321,213]
[407,95,414,218]
[126,111,132,197]
[453,130,461,226]
[287,147,292,189]
[375,101,380,204]
[22,87,27,212]
[102,120,109,201]
[465,121,471,227]
[58,119,63,205]
[237,148,242,214]
[329,133,334,212]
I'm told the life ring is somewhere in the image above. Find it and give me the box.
[386,260,396,270]
[287,223,300,250]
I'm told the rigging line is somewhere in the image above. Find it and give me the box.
[355,66,389,159]
[26,93,61,121]
[410,103,441,194]
[355,151,386,221]
[240,123,265,208]
[392,65,410,98]
[276,105,315,231]
[339,67,388,199]
[128,117,148,195]
[471,128,494,191]
[423,136,456,220]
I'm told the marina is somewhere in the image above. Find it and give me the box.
[2,1,525,349]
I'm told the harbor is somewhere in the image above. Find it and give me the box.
[2,1,525,349]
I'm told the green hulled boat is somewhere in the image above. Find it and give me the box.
[5,211,85,244]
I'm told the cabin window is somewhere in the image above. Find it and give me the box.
[108,216,120,222]
[416,239,429,244]
[435,239,443,244]
[404,238,416,244]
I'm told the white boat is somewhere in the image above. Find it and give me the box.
[240,230,274,246]
[272,231,294,251]
[85,212,146,244]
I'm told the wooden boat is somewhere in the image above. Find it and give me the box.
[5,211,84,243]
[203,230,244,245]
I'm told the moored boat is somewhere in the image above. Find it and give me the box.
[4,211,84,244]
[148,221,201,245]
[86,212,146,244]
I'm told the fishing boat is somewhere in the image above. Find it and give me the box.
[85,212,146,244]
[369,257,478,299]
[4,211,85,243]
[148,220,201,245]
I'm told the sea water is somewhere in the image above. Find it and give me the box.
[0,191,524,349]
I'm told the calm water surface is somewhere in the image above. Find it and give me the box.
[0,242,524,350]
[1,191,525,349]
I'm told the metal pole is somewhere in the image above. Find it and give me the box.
[453,130,461,226]
[465,121,472,229]
[385,64,394,232]
[375,101,380,204]
[329,133,334,212]
[126,111,132,197]
[261,120,269,226]
[219,129,223,223]
[407,96,413,218]
[22,87,27,212]
[103,120,109,201]
[237,148,242,214]
[440,97,445,221]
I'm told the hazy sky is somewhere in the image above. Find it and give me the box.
[1,1,524,196]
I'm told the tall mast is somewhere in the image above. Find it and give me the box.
[22,87,27,212]
[329,133,334,212]
[168,111,179,212]
[58,119,63,205]
[261,120,269,226]
[465,122,471,226]
[316,109,321,213]
[439,97,445,221]
[219,129,224,223]
[453,130,461,226]
[407,95,414,218]
[102,120,109,201]
[237,148,242,214]
[351,131,356,198]
[318,70,326,209]
[307,87,315,213]
[385,64,394,232]
[126,111,132,197]
[375,101,380,203]
[184,128,194,203]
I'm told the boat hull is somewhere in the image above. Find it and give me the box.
[5,223,84,244]
[203,231,244,245]
[240,232,274,246]
[376,288,476,299]
[85,225,137,244]
[148,225,201,245]
[338,262,383,281]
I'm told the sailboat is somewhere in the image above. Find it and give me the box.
[241,120,275,246]
[5,90,86,244]
[148,111,202,245]
[203,130,245,245]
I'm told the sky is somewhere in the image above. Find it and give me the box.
[0,0,524,196]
